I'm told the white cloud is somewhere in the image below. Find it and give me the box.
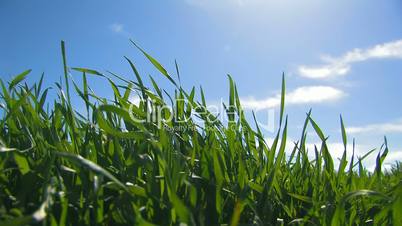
[346,119,402,134]
[264,136,383,170]
[303,142,399,171]
[129,95,141,105]
[265,134,402,171]
[292,140,399,172]
[298,39,402,79]
[241,86,345,110]
[383,151,402,168]
[110,23,124,33]
[298,64,350,79]
[304,142,370,161]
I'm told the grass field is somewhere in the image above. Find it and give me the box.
[0,41,401,225]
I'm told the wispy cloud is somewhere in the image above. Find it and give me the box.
[110,23,124,33]
[241,86,345,110]
[264,137,390,170]
[129,95,141,105]
[184,0,264,10]
[383,151,402,168]
[346,119,402,134]
[298,40,402,79]
[304,141,401,171]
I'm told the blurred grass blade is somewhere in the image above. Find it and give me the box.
[9,69,31,90]
[71,67,104,76]
[56,151,127,191]
[279,72,285,127]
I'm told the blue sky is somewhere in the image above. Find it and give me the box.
[1,0,402,168]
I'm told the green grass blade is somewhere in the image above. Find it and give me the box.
[130,40,177,87]
[9,69,31,90]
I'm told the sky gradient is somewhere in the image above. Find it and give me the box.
[1,0,402,169]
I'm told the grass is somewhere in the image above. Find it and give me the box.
[0,41,401,226]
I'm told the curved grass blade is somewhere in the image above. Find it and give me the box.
[9,69,31,90]
[130,39,177,87]
[56,151,127,191]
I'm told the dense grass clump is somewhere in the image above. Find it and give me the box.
[0,41,401,226]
